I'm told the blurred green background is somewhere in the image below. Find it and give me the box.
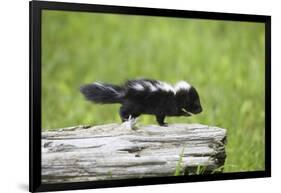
[42,10,265,173]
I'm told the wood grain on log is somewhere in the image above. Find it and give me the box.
[42,123,227,183]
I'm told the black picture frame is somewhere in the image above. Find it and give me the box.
[29,0,271,192]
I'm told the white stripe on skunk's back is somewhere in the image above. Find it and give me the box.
[157,81,175,93]
[131,82,145,91]
[129,80,174,93]
[144,81,158,91]
[129,79,191,94]
[174,81,191,92]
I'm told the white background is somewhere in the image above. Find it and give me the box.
[0,0,279,192]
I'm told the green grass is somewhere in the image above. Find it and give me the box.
[42,10,265,173]
[174,147,185,176]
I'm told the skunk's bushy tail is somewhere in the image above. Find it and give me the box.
[80,82,124,104]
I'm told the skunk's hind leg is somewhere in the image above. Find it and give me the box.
[119,105,140,122]
[119,106,129,122]
[156,115,167,126]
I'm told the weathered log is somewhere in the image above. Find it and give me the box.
[42,123,227,183]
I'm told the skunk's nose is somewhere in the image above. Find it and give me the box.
[195,107,202,114]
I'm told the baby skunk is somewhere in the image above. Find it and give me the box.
[80,79,202,126]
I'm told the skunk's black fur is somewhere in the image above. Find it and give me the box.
[80,79,202,126]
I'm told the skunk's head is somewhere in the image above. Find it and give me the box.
[175,81,203,116]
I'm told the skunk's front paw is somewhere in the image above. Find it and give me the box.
[159,123,168,127]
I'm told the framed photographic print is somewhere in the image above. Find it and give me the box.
[29,0,271,192]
